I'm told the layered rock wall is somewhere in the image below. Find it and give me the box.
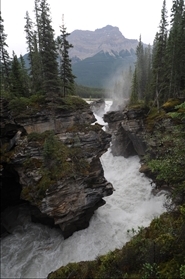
[1,97,113,238]
[104,106,149,158]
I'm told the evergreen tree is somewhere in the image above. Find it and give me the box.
[35,0,60,95]
[24,12,43,94]
[34,0,42,52]
[151,0,168,108]
[31,31,43,93]
[57,16,76,97]
[130,36,151,104]
[143,44,152,104]
[135,35,145,100]
[24,11,34,71]
[19,54,30,96]
[129,0,185,107]
[10,52,28,97]
[166,0,185,96]
[182,4,185,94]
[123,66,133,99]
[130,68,138,104]
[0,13,11,93]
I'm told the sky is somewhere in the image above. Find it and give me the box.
[2,0,173,57]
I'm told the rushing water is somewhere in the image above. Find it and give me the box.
[1,101,167,279]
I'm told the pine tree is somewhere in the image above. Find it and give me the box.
[24,11,34,71]
[31,31,43,93]
[10,52,28,97]
[151,0,168,108]
[0,13,11,93]
[19,55,30,96]
[182,4,185,94]
[34,0,42,52]
[143,44,152,104]
[123,66,133,99]
[130,68,138,104]
[167,0,185,97]
[57,15,76,97]
[129,0,185,107]
[35,0,60,96]
[130,36,151,104]
[24,11,43,94]
[135,35,145,100]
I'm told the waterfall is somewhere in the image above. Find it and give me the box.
[0,101,167,279]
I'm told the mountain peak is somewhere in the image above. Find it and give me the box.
[95,25,125,39]
[69,25,138,60]
[95,25,119,32]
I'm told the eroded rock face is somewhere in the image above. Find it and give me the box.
[104,105,185,213]
[90,98,105,116]
[104,107,149,158]
[41,157,112,238]
[1,97,113,238]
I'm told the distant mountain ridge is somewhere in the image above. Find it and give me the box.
[68,25,139,61]
[68,25,138,88]
[72,48,136,88]
[23,25,140,88]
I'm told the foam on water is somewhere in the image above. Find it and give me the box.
[0,101,167,278]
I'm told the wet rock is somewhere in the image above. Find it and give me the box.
[1,97,113,238]
[104,107,148,157]
[90,98,105,116]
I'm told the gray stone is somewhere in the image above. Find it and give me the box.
[1,97,113,238]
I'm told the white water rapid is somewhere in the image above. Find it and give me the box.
[1,101,167,279]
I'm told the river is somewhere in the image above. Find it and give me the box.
[0,101,167,278]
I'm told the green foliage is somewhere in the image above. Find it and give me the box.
[10,53,30,97]
[168,102,185,120]
[27,130,52,142]
[8,94,45,115]
[180,204,185,219]
[129,37,152,106]
[36,0,60,95]
[0,14,12,92]
[48,206,185,279]
[180,264,185,279]
[55,95,89,111]
[57,20,76,97]
[128,100,148,110]
[129,1,185,107]
[166,0,185,96]
[127,226,144,237]
[24,11,43,94]
[42,131,87,179]
[162,98,181,111]
[23,130,91,204]
[7,94,87,116]
[8,97,31,112]
[147,123,185,203]
[145,107,166,130]
[75,84,108,99]
[43,132,57,159]
[141,262,160,279]
[0,90,14,100]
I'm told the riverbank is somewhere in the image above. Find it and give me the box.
[48,99,185,279]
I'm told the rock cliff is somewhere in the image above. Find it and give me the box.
[103,100,185,191]
[47,99,185,278]
[103,106,149,158]
[0,96,113,238]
